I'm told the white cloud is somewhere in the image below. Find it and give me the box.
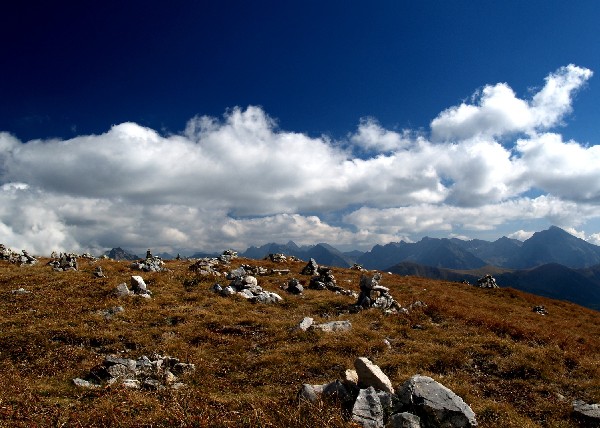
[507,230,534,241]
[430,64,592,141]
[350,118,409,152]
[1,66,599,255]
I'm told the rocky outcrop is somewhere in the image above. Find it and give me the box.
[532,305,548,315]
[299,358,477,428]
[73,354,195,390]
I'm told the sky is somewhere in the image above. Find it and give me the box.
[1,1,600,255]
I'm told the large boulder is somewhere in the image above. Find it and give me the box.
[396,375,477,427]
[572,399,600,425]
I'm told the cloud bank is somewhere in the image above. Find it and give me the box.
[1,65,598,255]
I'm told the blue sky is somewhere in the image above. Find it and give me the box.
[1,1,600,254]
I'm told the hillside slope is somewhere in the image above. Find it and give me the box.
[1,256,600,427]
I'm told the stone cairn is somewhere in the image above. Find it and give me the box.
[307,266,356,297]
[475,274,498,289]
[1,244,38,266]
[189,258,222,276]
[299,357,477,428]
[130,249,167,272]
[218,249,238,264]
[355,274,402,313]
[48,253,78,271]
[301,258,319,275]
[73,354,195,390]
[212,267,283,304]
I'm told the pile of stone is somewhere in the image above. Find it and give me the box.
[301,258,319,275]
[48,253,78,271]
[355,274,402,313]
[130,250,167,272]
[80,252,98,261]
[241,264,269,276]
[297,317,352,333]
[212,267,283,304]
[189,258,222,276]
[282,278,304,294]
[350,263,366,271]
[532,305,548,315]
[475,274,498,289]
[115,276,152,299]
[218,249,238,264]
[268,253,287,262]
[308,267,356,297]
[73,354,195,390]
[1,244,38,265]
[299,357,477,428]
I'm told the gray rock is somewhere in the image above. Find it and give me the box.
[352,386,384,428]
[122,379,141,389]
[115,283,134,297]
[286,278,304,294]
[298,383,324,403]
[72,378,100,388]
[227,267,246,280]
[322,380,353,404]
[396,375,477,427]
[312,320,352,333]
[11,287,31,295]
[238,289,255,299]
[130,275,150,294]
[573,399,600,423]
[354,357,394,394]
[388,412,422,428]
[222,285,237,296]
[297,317,314,331]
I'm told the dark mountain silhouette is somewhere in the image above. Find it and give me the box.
[505,226,600,269]
[104,247,139,261]
[241,241,354,267]
[387,260,600,311]
[451,236,523,267]
[357,237,487,270]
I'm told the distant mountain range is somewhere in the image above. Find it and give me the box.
[103,226,600,310]
[241,241,359,267]
[237,226,600,311]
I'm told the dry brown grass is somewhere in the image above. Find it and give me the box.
[1,256,599,427]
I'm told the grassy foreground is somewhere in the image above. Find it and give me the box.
[0,255,599,427]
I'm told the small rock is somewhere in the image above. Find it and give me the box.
[354,357,394,394]
[297,317,314,331]
[312,320,352,333]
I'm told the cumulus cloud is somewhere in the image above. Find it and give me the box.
[1,65,600,254]
[430,64,592,141]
